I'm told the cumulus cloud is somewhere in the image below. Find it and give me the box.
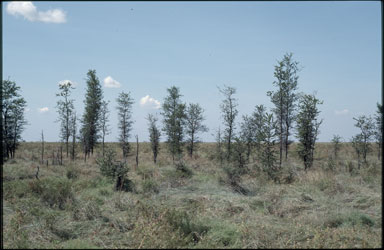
[140,95,161,109]
[38,107,49,113]
[6,1,66,23]
[58,80,77,87]
[104,76,121,88]
[334,109,349,115]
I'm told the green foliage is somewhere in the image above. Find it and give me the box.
[56,81,75,157]
[147,114,161,163]
[2,79,28,160]
[296,93,323,170]
[352,115,375,164]
[267,53,300,163]
[331,134,342,159]
[218,85,238,160]
[29,177,74,210]
[80,69,103,158]
[325,212,375,228]
[185,103,208,158]
[142,179,160,194]
[175,161,193,178]
[116,91,134,159]
[66,166,80,180]
[162,86,186,162]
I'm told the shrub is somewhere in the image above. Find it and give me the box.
[66,166,79,179]
[175,161,193,178]
[142,179,159,194]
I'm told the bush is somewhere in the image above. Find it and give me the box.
[30,177,74,210]
[175,161,193,178]
[66,166,79,179]
[142,179,159,194]
[166,209,210,243]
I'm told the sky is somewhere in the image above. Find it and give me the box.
[3,1,382,142]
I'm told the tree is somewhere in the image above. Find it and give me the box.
[116,91,134,161]
[351,134,364,169]
[296,93,323,171]
[214,127,224,166]
[161,86,186,163]
[239,115,255,162]
[267,53,300,166]
[147,113,161,164]
[258,112,279,182]
[70,112,78,161]
[100,100,110,157]
[219,85,238,161]
[56,81,75,157]
[353,115,375,164]
[2,79,27,160]
[185,103,208,158]
[80,69,103,160]
[374,103,383,160]
[331,135,342,160]
[251,104,267,159]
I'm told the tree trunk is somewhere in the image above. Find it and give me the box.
[135,135,139,170]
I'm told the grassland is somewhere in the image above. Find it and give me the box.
[2,142,382,248]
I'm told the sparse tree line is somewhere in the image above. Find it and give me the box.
[2,53,382,185]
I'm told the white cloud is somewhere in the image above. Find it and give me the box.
[140,95,161,109]
[6,1,66,23]
[103,76,121,88]
[334,109,349,115]
[38,107,49,113]
[58,80,77,87]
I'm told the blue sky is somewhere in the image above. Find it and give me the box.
[3,1,381,142]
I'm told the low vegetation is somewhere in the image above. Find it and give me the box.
[2,142,382,249]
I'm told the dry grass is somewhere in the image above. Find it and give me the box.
[2,142,382,248]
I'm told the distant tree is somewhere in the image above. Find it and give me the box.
[214,127,224,166]
[258,112,279,182]
[161,86,186,163]
[80,70,103,160]
[185,103,208,158]
[251,105,267,158]
[239,115,255,162]
[2,79,27,160]
[116,91,134,161]
[331,134,343,160]
[374,103,383,160]
[231,135,247,173]
[56,81,75,157]
[353,115,375,164]
[70,112,78,161]
[100,100,110,157]
[267,53,300,166]
[351,134,364,169]
[296,93,323,171]
[219,85,238,161]
[147,113,161,164]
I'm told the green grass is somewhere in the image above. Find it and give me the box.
[2,142,382,248]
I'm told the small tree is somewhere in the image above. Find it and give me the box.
[147,114,161,164]
[239,115,255,162]
[331,134,342,160]
[70,112,77,161]
[374,103,383,160]
[100,100,110,157]
[214,127,224,166]
[2,79,27,160]
[185,103,208,158]
[56,81,75,157]
[116,92,134,161]
[161,86,186,163]
[267,53,300,165]
[296,93,323,171]
[351,134,364,169]
[218,85,238,161]
[251,105,267,159]
[353,115,375,164]
[258,112,279,182]
[80,69,103,160]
